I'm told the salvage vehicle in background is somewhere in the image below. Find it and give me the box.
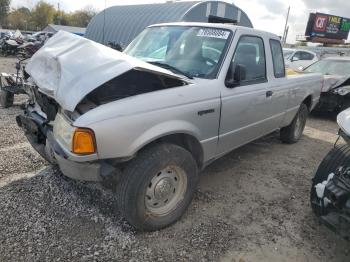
[283,48,318,70]
[303,57,350,112]
[17,23,323,231]
[310,108,350,240]
[0,57,30,108]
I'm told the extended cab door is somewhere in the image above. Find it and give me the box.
[264,39,290,128]
[218,34,275,154]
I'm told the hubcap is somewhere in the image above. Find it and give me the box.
[145,166,187,216]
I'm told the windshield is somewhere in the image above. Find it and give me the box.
[124,26,232,79]
[283,50,294,59]
[304,59,350,76]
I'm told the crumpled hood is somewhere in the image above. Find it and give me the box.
[26,31,183,111]
[322,75,350,92]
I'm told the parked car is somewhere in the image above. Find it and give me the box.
[310,108,350,240]
[17,23,323,231]
[303,57,350,112]
[283,48,318,70]
[27,31,54,42]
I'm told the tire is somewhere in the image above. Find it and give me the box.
[0,89,14,108]
[310,145,350,216]
[116,143,199,231]
[280,103,308,144]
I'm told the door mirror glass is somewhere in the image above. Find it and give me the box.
[225,64,246,88]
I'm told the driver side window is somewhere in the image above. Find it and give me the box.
[230,35,266,83]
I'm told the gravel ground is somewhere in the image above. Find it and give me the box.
[0,57,349,262]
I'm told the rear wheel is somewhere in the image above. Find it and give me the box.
[116,143,199,231]
[280,103,308,143]
[0,89,14,108]
[310,145,350,216]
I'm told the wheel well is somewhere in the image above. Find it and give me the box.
[303,95,312,111]
[142,134,204,169]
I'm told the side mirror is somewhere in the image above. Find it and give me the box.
[225,64,246,88]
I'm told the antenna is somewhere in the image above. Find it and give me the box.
[102,0,106,44]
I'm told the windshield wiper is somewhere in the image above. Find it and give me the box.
[149,61,193,79]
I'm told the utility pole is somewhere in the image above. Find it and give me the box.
[282,6,290,46]
[284,25,289,45]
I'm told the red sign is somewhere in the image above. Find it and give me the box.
[305,12,350,41]
[313,15,328,32]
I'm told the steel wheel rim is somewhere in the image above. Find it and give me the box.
[145,165,187,216]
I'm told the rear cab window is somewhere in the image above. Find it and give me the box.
[270,39,285,78]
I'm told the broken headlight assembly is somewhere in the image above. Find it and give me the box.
[332,85,350,96]
[53,113,75,150]
[53,113,97,155]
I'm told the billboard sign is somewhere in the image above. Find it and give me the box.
[305,12,350,40]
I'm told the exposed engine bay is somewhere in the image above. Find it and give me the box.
[313,167,350,240]
[26,66,188,123]
[76,68,187,116]
[25,31,189,113]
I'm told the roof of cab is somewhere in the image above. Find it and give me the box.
[148,22,280,40]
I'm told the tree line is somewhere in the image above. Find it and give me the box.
[0,0,97,31]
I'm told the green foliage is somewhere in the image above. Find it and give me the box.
[31,1,55,30]
[7,7,31,30]
[69,6,97,27]
[5,1,97,31]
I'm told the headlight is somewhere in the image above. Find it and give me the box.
[53,113,97,155]
[53,113,75,149]
[333,85,350,96]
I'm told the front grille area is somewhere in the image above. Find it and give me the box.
[33,88,59,121]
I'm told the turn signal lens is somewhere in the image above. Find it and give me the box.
[72,128,96,155]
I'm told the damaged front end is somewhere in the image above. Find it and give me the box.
[24,30,189,113]
[16,31,189,182]
[317,76,350,112]
[16,100,117,182]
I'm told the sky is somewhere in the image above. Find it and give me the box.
[11,0,350,43]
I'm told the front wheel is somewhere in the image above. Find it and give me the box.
[280,103,308,144]
[116,143,199,231]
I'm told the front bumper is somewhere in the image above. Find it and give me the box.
[316,92,348,112]
[17,110,114,182]
[54,152,102,181]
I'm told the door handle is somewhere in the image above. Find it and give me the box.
[266,90,273,98]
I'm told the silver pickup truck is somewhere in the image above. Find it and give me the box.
[17,23,322,231]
